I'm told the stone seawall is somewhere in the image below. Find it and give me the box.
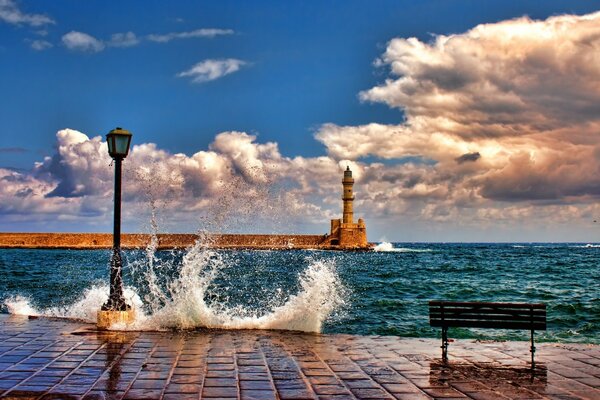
[0,232,364,250]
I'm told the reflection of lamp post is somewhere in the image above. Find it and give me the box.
[98,127,134,329]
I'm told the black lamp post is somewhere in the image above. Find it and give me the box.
[102,127,132,312]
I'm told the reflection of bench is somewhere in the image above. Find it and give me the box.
[429,301,546,368]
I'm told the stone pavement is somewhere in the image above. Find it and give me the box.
[0,315,598,400]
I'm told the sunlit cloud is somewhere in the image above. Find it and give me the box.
[177,58,247,83]
[5,11,600,239]
[317,11,600,206]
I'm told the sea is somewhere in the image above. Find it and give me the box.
[0,242,598,344]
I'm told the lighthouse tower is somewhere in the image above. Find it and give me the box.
[342,166,354,224]
[327,166,368,248]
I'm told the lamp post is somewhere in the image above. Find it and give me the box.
[97,127,134,329]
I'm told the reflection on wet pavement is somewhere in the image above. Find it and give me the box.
[0,315,598,399]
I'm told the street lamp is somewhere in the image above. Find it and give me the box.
[97,127,134,329]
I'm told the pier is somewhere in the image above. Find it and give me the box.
[0,315,598,399]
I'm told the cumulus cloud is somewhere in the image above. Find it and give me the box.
[147,28,233,43]
[177,58,246,83]
[62,31,105,53]
[0,0,54,27]
[317,11,600,208]
[1,129,334,232]
[107,32,139,48]
[6,12,600,239]
[29,39,52,51]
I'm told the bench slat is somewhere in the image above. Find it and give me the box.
[430,319,546,330]
[429,308,546,317]
[429,300,546,309]
[430,313,546,323]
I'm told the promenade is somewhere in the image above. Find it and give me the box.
[0,315,598,400]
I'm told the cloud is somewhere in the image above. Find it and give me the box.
[4,125,600,239]
[29,39,52,51]
[107,32,139,48]
[0,0,54,27]
[317,11,600,206]
[3,129,329,231]
[177,58,246,83]
[147,28,233,43]
[6,12,600,240]
[57,27,232,54]
[62,31,105,53]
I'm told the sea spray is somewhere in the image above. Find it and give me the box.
[4,239,346,333]
[5,295,38,316]
[374,242,432,252]
[4,286,143,322]
[2,164,348,332]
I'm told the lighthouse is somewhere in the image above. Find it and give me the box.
[342,166,354,224]
[327,166,368,248]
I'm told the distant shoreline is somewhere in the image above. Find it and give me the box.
[0,232,375,251]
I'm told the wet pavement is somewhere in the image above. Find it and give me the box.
[0,315,598,399]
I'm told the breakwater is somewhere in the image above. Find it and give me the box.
[0,232,372,250]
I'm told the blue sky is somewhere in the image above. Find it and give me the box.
[2,0,599,169]
[2,1,600,241]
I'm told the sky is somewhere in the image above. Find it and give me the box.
[2,0,600,242]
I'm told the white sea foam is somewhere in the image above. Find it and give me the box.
[374,242,431,252]
[5,295,39,316]
[3,239,345,333]
[574,243,600,248]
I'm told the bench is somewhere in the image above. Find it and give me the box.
[429,301,546,368]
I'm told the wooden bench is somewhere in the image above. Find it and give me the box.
[429,301,546,368]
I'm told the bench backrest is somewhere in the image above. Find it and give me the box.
[429,301,546,330]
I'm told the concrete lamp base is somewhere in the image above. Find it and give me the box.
[97,309,135,330]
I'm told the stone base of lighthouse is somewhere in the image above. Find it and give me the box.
[325,218,368,249]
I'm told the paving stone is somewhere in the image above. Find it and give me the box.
[163,382,201,393]
[162,394,199,400]
[240,379,273,390]
[202,385,239,397]
[0,315,599,400]
[122,388,163,399]
[204,377,238,387]
[312,384,351,395]
[240,389,278,400]
[350,387,395,399]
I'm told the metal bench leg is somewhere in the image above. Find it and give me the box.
[442,327,449,362]
[530,329,535,370]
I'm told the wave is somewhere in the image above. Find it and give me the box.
[4,239,346,333]
[374,242,432,252]
[573,244,600,248]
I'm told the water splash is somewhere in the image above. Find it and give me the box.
[4,163,347,332]
[374,242,432,252]
[4,239,346,333]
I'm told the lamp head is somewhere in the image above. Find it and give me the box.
[106,127,132,159]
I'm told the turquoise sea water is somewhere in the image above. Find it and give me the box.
[0,243,598,343]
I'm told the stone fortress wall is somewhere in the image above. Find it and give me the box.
[0,167,372,250]
[0,232,337,250]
